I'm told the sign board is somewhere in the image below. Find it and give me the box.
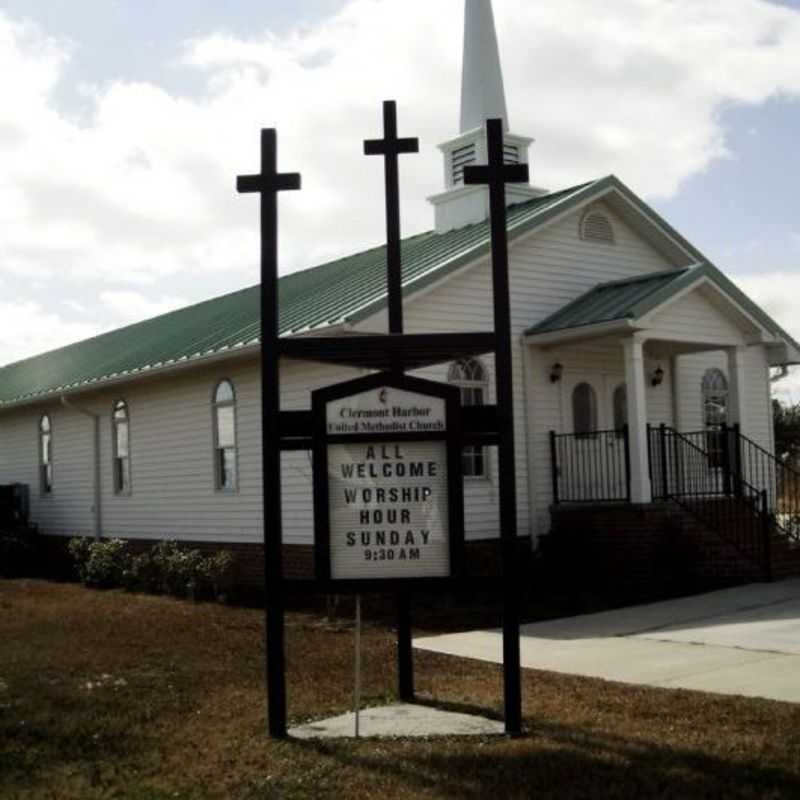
[312,374,464,583]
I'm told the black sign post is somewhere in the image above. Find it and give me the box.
[238,106,526,739]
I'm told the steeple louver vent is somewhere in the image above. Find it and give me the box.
[580,210,615,244]
[503,144,519,164]
[452,142,477,185]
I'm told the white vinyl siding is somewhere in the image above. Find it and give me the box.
[0,202,778,551]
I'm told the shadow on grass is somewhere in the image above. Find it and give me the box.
[269,713,800,800]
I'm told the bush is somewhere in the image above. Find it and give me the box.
[68,536,238,602]
[121,552,160,593]
[67,537,93,583]
[200,550,235,602]
[68,537,130,588]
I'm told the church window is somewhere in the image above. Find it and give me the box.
[572,383,598,436]
[39,414,53,494]
[702,368,729,467]
[112,400,131,494]
[213,380,238,491]
[449,358,488,477]
[580,209,615,244]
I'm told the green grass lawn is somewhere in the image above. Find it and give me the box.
[2,579,800,799]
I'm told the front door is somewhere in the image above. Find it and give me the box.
[557,371,629,502]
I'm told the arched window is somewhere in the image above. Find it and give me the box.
[702,369,729,468]
[702,369,729,430]
[449,358,488,478]
[39,414,53,494]
[572,383,598,436]
[613,383,628,435]
[112,400,131,494]
[213,380,238,491]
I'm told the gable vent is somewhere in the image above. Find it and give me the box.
[503,144,519,164]
[580,210,615,244]
[451,143,477,186]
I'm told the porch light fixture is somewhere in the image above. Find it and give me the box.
[651,366,665,387]
[550,363,564,383]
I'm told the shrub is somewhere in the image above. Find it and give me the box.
[83,539,130,589]
[67,537,93,583]
[200,550,235,602]
[121,552,160,593]
[150,540,205,598]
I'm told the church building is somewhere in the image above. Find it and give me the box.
[2,0,798,585]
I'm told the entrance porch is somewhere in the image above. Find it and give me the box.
[523,266,800,582]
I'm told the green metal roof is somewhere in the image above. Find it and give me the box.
[527,263,800,354]
[3,173,795,409]
[0,181,594,407]
[527,268,693,334]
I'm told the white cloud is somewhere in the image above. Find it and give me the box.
[100,291,187,323]
[733,270,800,403]
[0,302,102,367]
[0,0,799,365]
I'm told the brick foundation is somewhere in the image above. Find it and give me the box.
[544,501,774,598]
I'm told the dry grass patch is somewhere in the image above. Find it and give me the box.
[1,579,800,799]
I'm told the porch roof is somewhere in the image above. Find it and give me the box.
[525,263,800,361]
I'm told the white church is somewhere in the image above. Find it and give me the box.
[1,0,798,584]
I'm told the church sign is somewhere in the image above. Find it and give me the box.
[312,373,464,583]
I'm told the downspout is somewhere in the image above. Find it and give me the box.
[60,395,102,541]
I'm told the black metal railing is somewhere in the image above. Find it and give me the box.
[550,427,631,504]
[738,431,800,545]
[648,424,770,574]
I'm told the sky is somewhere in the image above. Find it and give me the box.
[0,0,799,398]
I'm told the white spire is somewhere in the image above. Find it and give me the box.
[460,0,509,133]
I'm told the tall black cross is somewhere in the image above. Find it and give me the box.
[464,118,528,737]
[364,101,419,703]
[237,129,300,740]
[364,100,419,336]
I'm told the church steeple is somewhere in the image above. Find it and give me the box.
[428,0,547,234]
[460,0,509,134]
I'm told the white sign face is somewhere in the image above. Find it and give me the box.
[327,439,451,580]
[326,386,446,437]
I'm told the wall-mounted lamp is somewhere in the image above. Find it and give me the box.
[550,363,564,383]
[651,366,665,387]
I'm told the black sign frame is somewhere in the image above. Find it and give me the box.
[312,371,465,583]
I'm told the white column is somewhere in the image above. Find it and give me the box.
[726,346,748,431]
[624,336,653,504]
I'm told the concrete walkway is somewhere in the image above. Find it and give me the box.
[415,580,800,703]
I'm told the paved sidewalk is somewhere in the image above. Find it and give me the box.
[414,580,800,703]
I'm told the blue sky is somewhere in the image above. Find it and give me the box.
[0,0,798,396]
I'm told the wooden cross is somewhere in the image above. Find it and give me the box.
[464,117,528,736]
[364,101,419,336]
[236,128,300,740]
[463,118,529,200]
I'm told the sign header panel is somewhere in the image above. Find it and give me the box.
[328,440,450,579]
[326,386,446,437]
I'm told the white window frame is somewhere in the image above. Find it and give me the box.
[39,414,53,495]
[212,379,239,493]
[112,399,132,496]
[448,358,489,479]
